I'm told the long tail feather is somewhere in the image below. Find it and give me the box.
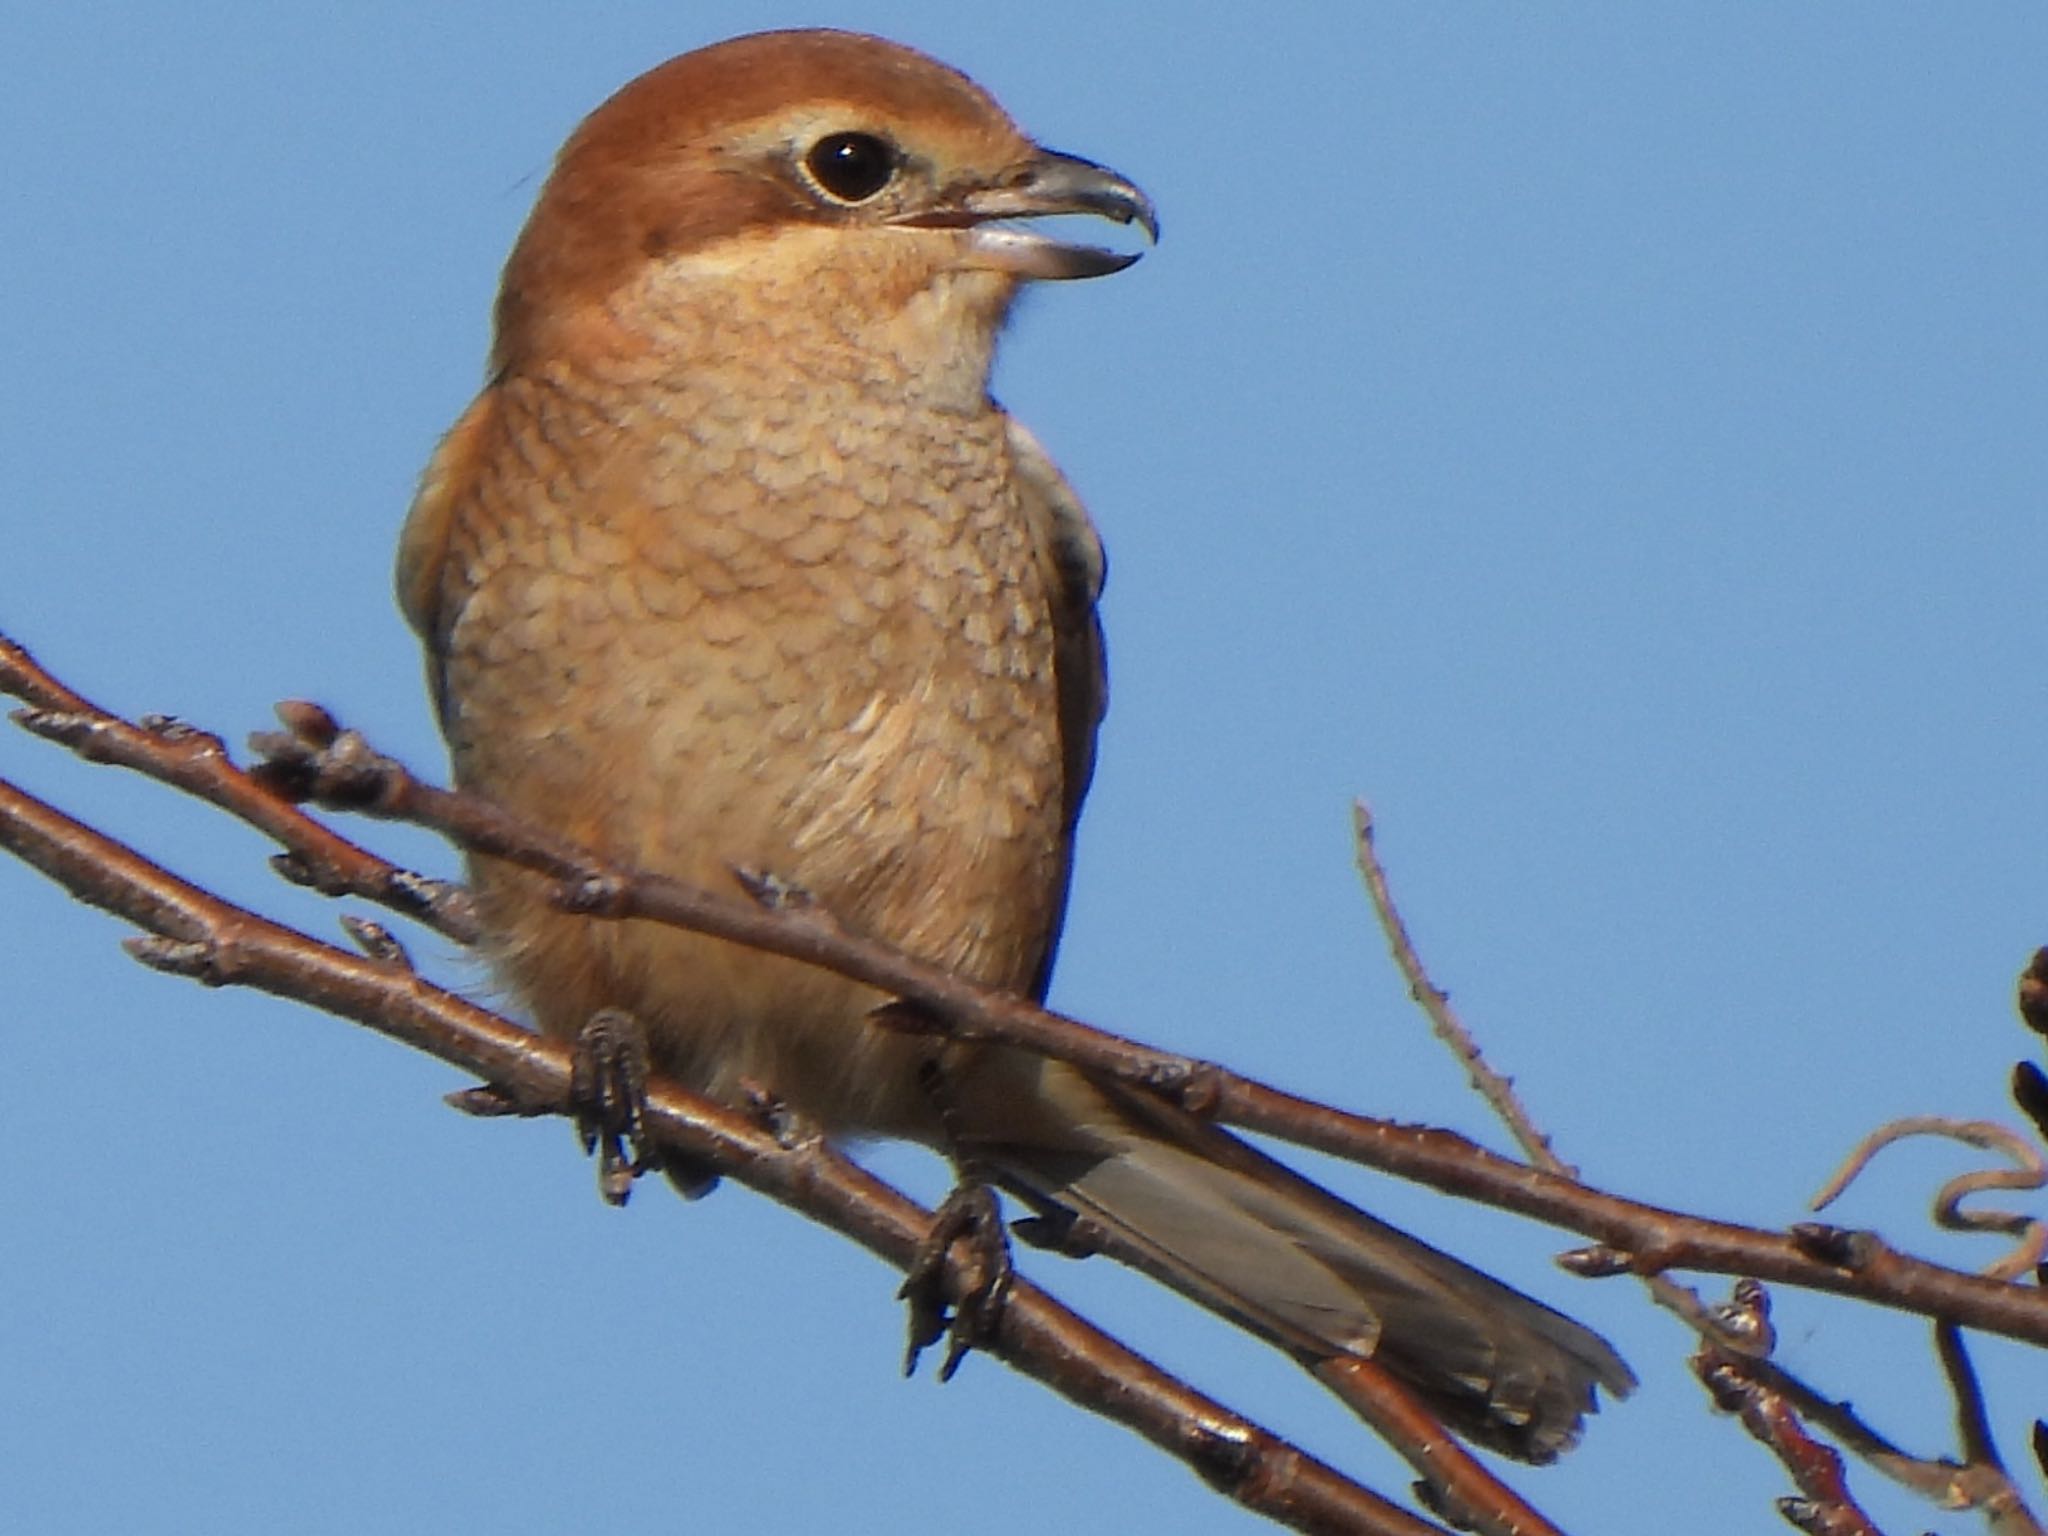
[983,1087,1632,1463]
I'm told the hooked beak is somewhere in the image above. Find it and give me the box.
[905,148,1158,281]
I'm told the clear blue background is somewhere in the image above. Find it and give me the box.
[4,5,2043,1533]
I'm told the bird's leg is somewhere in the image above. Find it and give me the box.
[444,1018,716,1201]
[901,1182,1011,1382]
[893,1025,1015,1382]
[567,1006,664,1205]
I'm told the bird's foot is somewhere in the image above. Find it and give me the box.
[899,1180,1013,1383]
[569,1007,662,1205]
[445,1043,715,1200]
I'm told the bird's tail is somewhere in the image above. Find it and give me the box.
[980,1085,1632,1463]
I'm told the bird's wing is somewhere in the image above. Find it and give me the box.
[1004,414,1109,999]
[394,391,499,722]
[1004,414,1108,831]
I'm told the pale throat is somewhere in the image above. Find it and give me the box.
[622,224,1014,412]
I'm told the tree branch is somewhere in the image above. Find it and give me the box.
[231,696,2048,1352]
[10,628,2048,1535]
[0,768,1448,1536]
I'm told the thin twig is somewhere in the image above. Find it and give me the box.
[1636,1271,2038,1529]
[1355,798,2048,1535]
[0,769,1449,1536]
[1309,1355,1566,1536]
[2,660,1584,1535]
[1945,1321,2000,1469]
[0,635,476,943]
[19,691,2019,1353]
[10,637,2048,1530]
[1933,1324,2048,1536]
[1351,800,1569,1176]
[1693,1283,1888,1536]
[1352,797,1748,1362]
[1811,1116,2047,1281]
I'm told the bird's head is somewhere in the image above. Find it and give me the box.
[491,29,1155,385]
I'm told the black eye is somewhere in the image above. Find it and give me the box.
[804,132,898,203]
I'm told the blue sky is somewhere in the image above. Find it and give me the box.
[4,6,2044,1533]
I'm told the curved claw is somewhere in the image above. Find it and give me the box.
[570,1007,660,1205]
[899,1182,1014,1381]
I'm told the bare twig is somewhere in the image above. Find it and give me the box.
[1812,1117,2047,1281]
[1309,1355,1566,1536]
[0,635,476,943]
[1720,1342,2043,1532]
[1352,798,2048,1535]
[0,769,1452,1536]
[253,727,2034,1347]
[9,667,2039,1351]
[1941,1319,1999,1477]
[1352,796,1763,1372]
[1933,1324,2047,1536]
[1350,795,2048,1528]
[1748,1359,1951,1496]
[3,658,1587,1536]
[1351,800,1570,1176]
[1693,1283,1888,1536]
[1613,1257,2042,1531]
[8,633,2048,1532]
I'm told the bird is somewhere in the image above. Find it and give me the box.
[395,27,1632,1462]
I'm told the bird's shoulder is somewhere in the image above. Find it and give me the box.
[1003,412,1109,814]
[396,388,501,646]
[1003,415,1106,634]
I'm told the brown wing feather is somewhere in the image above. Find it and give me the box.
[394,390,500,722]
[1004,414,1108,999]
